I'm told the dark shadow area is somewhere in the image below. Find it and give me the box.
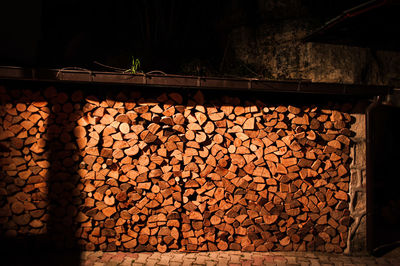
[372,242,400,257]
[0,0,378,75]
[367,103,400,256]
[0,82,81,266]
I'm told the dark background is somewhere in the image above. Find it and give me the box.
[0,0,378,75]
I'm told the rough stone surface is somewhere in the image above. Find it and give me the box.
[347,112,367,254]
[230,17,400,87]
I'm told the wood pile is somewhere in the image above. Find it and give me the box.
[0,86,84,247]
[0,85,352,253]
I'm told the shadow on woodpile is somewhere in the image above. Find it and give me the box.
[0,81,361,258]
[0,84,81,265]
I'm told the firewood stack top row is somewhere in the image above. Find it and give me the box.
[0,85,353,253]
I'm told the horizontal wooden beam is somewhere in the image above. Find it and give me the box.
[0,66,391,96]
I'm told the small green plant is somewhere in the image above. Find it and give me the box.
[128,56,141,74]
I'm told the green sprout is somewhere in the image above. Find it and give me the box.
[129,56,141,74]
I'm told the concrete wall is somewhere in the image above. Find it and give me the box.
[218,0,400,87]
[230,20,400,86]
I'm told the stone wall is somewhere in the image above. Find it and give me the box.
[0,84,363,253]
[230,20,400,86]
[347,111,367,254]
[223,1,400,87]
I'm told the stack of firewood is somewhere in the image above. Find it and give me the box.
[0,85,352,252]
[177,95,351,253]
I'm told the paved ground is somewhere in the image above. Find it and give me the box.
[79,251,400,266]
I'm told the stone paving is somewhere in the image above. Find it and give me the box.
[79,251,400,266]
